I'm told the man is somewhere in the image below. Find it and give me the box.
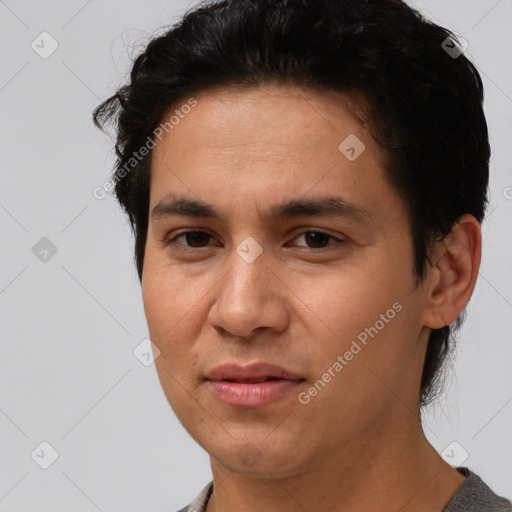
[93,0,511,510]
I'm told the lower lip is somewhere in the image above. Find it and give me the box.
[207,379,304,407]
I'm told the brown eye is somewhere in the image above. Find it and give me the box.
[292,230,342,250]
[167,231,214,248]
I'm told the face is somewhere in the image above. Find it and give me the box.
[142,85,432,477]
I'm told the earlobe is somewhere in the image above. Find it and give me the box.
[422,214,482,330]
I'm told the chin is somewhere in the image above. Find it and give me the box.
[201,431,309,478]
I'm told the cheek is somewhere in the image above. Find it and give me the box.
[142,265,207,413]
[142,255,203,337]
[141,265,203,395]
[298,265,404,341]
[296,255,420,384]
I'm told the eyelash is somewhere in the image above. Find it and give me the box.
[165,229,344,253]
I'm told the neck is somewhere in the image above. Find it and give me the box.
[205,411,464,512]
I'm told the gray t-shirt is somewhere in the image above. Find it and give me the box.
[177,467,512,512]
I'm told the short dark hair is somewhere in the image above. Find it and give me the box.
[93,0,490,408]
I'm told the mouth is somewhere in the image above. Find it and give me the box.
[205,362,306,407]
[205,362,304,382]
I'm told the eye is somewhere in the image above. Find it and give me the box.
[166,230,215,249]
[165,229,343,252]
[289,230,343,251]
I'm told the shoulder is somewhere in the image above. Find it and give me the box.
[443,467,512,512]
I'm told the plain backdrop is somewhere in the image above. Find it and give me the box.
[0,0,511,511]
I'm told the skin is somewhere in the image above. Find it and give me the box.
[141,84,481,511]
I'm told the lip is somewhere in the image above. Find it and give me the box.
[205,362,304,381]
[205,362,306,407]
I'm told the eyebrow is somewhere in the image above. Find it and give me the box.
[151,193,374,225]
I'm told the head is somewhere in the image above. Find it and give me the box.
[93,0,489,476]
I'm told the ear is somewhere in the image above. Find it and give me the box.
[421,214,482,329]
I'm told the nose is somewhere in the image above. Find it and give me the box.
[207,243,289,340]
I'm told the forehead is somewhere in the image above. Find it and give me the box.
[149,84,397,220]
[153,84,377,160]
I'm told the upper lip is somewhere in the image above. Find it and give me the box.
[205,362,304,381]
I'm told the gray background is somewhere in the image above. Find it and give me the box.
[0,0,511,510]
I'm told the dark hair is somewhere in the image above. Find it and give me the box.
[93,0,490,407]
